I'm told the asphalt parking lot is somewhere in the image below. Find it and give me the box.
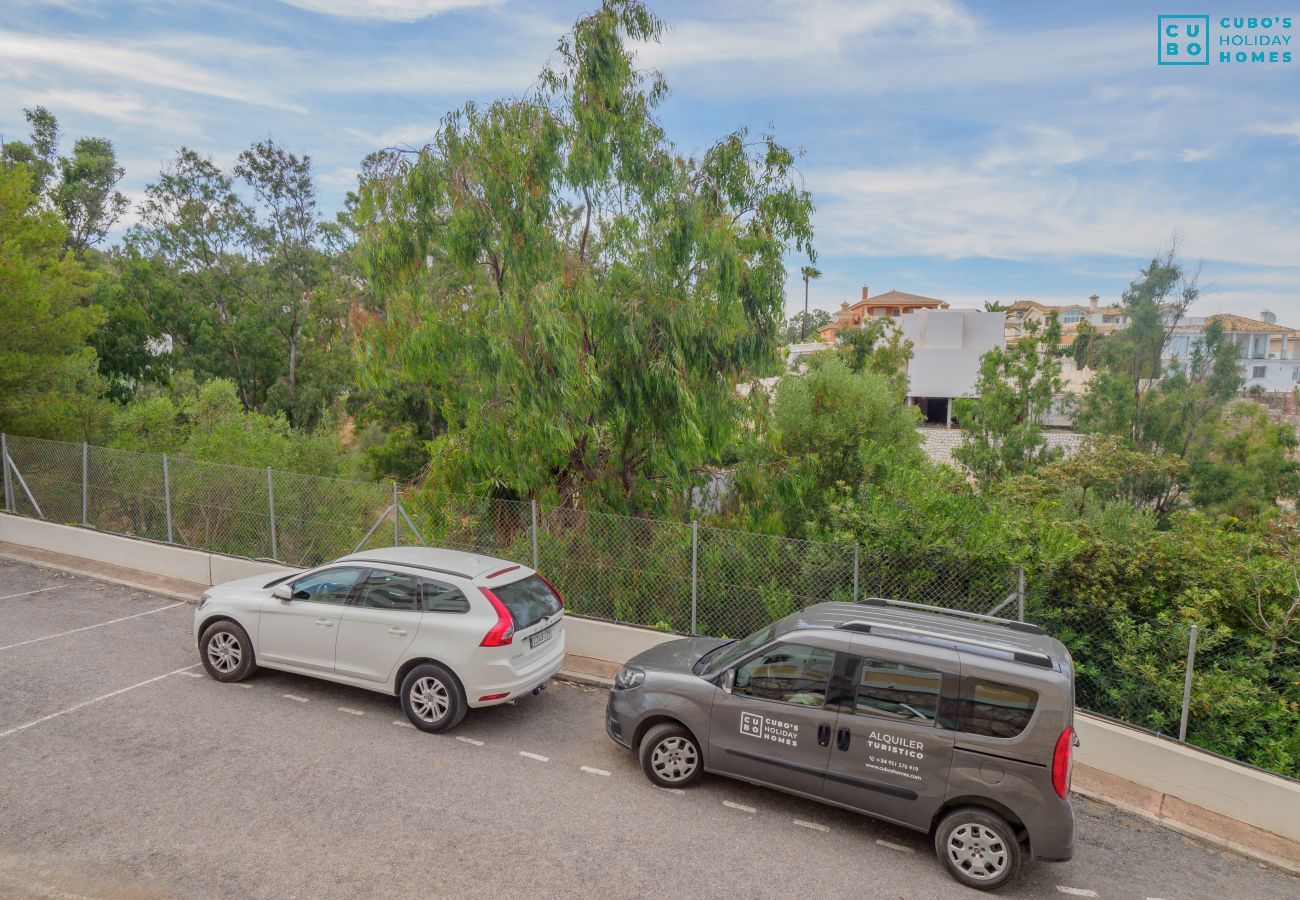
[1,559,1297,900]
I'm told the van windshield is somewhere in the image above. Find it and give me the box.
[490,575,562,630]
[696,622,780,674]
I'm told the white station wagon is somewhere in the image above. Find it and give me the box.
[194,547,566,731]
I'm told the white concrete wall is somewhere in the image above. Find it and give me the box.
[902,309,1006,399]
[0,514,295,587]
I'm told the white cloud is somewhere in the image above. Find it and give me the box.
[636,0,977,68]
[277,0,502,22]
[807,161,1300,270]
[1255,119,1300,141]
[0,30,303,112]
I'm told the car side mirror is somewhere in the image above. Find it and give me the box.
[272,584,293,601]
[719,669,735,694]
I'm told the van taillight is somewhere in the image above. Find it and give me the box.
[535,572,564,608]
[1051,726,1074,799]
[479,587,514,647]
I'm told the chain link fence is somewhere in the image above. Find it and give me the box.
[3,432,1292,775]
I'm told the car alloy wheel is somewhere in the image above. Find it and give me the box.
[409,676,451,724]
[649,735,698,783]
[946,821,1009,882]
[207,632,241,674]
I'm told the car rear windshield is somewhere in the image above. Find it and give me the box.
[490,574,561,630]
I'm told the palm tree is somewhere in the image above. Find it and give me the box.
[800,265,822,341]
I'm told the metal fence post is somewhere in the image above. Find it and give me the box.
[1017,567,1026,622]
[1178,624,1198,742]
[530,500,539,570]
[162,454,173,544]
[267,467,278,560]
[392,482,400,546]
[1,433,11,512]
[81,441,89,526]
[852,543,860,602]
[690,521,699,635]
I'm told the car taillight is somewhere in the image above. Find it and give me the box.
[479,587,514,647]
[1052,726,1074,799]
[534,572,564,608]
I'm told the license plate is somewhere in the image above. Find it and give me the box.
[529,625,554,649]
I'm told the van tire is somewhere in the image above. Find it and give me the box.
[935,807,1022,891]
[639,722,704,788]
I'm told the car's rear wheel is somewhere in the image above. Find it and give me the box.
[639,722,703,788]
[199,620,257,682]
[935,807,1022,891]
[400,663,467,733]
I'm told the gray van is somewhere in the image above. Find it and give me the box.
[605,599,1077,891]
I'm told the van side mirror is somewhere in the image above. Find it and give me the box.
[719,669,735,694]
[272,584,293,601]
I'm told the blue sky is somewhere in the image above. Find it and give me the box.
[3,0,1298,323]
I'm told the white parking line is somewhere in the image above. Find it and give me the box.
[235,683,252,689]
[0,602,182,651]
[658,787,685,796]
[793,819,830,832]
[723,801,756,814]
[281,694,309,703]
[0,664,200,739]
[337,707,364,716]
[580,766,611,776]
[456,736,484,746]
[0,585,70,601]
[876,839,913,853]
[180,672,205,678]
[392,720,414,728]
[1056,889,1099,898]
[519,751,549,762]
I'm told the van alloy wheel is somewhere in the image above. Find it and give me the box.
[649,735,698,783]
[946,821,1009,882]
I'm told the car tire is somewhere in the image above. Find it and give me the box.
[934,807,1022,891]
[638,722,704,788]
[400,663,467,733]
[199,620,257,682]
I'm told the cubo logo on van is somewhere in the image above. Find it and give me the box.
[739,711,799,746]
[1158,15,1210,64]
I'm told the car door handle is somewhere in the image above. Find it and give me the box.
[836,727,851,751]
[817,723,831,747]
[314,618,335,627]
[387,627,408,636]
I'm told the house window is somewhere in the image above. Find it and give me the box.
[1292,367,1299,382]
[1062,312,1083,324]
[1252,366,1267,379]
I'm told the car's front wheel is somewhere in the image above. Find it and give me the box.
[199,620,257,682]
[400,663,467,733]
[935,807,1022,891]
[639,722,704,788]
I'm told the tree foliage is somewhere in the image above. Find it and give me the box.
[355,0,814,512]
[954,316,1064,483]
[0,163,107,439]
[834,316,913,397]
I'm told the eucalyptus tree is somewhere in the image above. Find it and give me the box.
[130,149,257,408]
[355,0,814,511]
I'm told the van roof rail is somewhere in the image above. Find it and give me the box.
[856,597,1043,635]
[838,620,1055,669]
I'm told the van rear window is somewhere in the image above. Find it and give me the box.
[490,575,562,630]
[960,678,1038,738]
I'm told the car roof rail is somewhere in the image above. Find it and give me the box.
[856,597,1043,635]
[837,620,1055,669]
